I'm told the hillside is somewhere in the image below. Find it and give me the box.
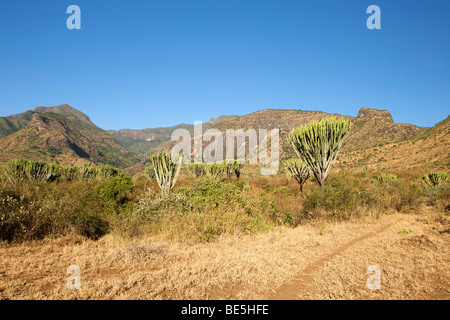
[0,105,140,168]
[108,123,214,159]
[1,105,447,172]
[146,108,432,165]
[336,115,450,171]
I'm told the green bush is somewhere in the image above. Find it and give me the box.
[303,176,359,220]
[0,182,112,242]
[373,173,398,185]
[204,163,225,179]
[180,178,244,209]
[133,189,193,217]
[96,173,134,205]
[187,164,207,178]
[421,172,449,189]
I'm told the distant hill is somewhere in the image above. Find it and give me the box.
[1,105,448,172]
[108,123,214,160]
[0,105,140,168]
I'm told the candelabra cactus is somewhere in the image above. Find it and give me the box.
[288,117,352,187]
[284,158,311,192]
[421,172,448,189]
[188,164,207,178]
[150,151,183,193]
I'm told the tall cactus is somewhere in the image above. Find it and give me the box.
[205,163,225,179]
[421,172,448,188]
[150,151,183,193]
[284,158,311,192]
[288,117,352,187]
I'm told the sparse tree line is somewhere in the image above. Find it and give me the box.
[2,159,119,184]
[1,118,448,194]
[143,151,244,193]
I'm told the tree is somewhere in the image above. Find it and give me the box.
[288,117,352,187]
[150,151,183,193]
[284,158,311,192]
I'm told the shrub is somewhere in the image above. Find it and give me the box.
[96,173,134,204]
[187,164,207,178]
[204,163,225,179]
[421,172,449,189]
[180,178,244,209]
[0,182,112,242]
[373,173,398,185]
[303,177,359,220]
[96,164,120,180]
[144,165,156,181]
[133,189,193,217]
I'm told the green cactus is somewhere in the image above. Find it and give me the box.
[4,159,28,184]
[222,159,244,180]
[96,164,120,181]
[288,117,352,187]
[374,173,398,185]
[150,151,183,193]
[79,163,97,182]
[421,172,448,189]
[284,158,311,192]
[60,165,79,182]
[204,163,225,179]
[4,159,60,183]
[188,164,207,178]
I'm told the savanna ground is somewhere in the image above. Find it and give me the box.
[0,167,449,300]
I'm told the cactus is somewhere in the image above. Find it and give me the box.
[204,163,225,179]
[421,172,448,188]
[288,117,352,187]
[188,164,207,178]
[4,159,28,184]
[60,165,79,182]
[222,159,243,180]
[150,151,183,193]
[96,164,120,180]
[374,173,398,185]
[284,158,311,192]
[79,163,97,182]
[4,159,60,183]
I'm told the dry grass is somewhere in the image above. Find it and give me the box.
[0,206,448,300]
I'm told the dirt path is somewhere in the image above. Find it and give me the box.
[267,221,396,299]
[0,209,448,299]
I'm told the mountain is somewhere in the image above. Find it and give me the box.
[1,105,448,172]
[0,105,140,168]
[336,115,449,171]
[108,123,214,160]
[144,107,429,161]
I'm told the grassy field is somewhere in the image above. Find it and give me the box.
[0,162,449,299]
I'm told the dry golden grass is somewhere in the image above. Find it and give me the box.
[0,206,448,300]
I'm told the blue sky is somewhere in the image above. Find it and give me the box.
[0,0,449,130]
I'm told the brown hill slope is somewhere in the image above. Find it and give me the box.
[0,105,140,168]
[336,116,450,171]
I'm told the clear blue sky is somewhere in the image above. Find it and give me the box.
[0,0,449,130]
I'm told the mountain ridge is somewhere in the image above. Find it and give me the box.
[0,105,448,172]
